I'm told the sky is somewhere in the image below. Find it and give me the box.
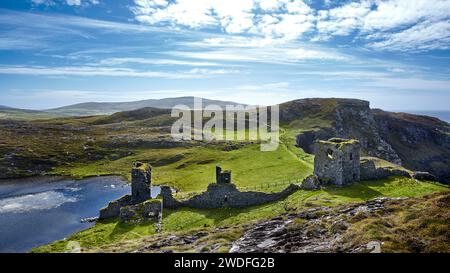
[0,0,449,111]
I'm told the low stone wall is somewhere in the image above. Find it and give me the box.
[360,159,410,181]
[99,195,132,220]
[412,172,438,182]
[160,183,300,209]
[119,199,162,223]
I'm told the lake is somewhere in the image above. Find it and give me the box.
[0,176,161,253]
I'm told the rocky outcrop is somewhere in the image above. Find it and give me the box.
[289,99,402,165]
[282,98,449,183]
[230,197,406,253]
[373,110,450,183]
[412,172,438,182]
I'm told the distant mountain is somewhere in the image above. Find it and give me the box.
[45,96,247,117]
[93,107,172,125]
[0,106,58,120]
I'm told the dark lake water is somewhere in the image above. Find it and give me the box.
[0,176,161,253]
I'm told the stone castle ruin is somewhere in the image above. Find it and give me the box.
[314,138,361,186]
[98,163,299,223]
[99,162,162,223]
[216,166,231,184]
[309,137,437,188]
[160,166,299,209]
[97,142,437,225]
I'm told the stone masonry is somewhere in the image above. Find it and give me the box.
[314,138,361,186]
[99,162,161,222]
[216,166,231,184]
[131,161,152,204]
[160,167,300,209]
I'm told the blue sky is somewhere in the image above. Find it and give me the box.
[0,0,449,110]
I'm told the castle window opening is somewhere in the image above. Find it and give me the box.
[327,149,334,159]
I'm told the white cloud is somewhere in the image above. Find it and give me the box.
[0,65,238,79]
[314,0,450,51]
[173,37,349,64]
[169,47,347,64]
[368,20,450,52]
[132,0,315,40]
[66,0,81,5]
[131,0,450,52]
[32,0,100,6]
[97,57,221,67]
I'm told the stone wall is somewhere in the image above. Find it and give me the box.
[160,183,299,209]
[99,195,132,220]
[119,199,162,223]
[360,158,410,181]
[314,138,360,186]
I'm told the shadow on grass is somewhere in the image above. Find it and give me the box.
[109,219,156,239]
[323,182,384,200]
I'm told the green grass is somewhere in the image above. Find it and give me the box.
[32,219,158,253]
[33,176,448,253]
[52,141,313,193]
[0,109,59,120]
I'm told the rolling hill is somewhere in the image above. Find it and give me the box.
[0,106,58,120]
[45,96,248,117]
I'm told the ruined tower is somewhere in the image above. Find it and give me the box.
[131,161,152,203]
[216,166,231,184]
[314,138,360,186]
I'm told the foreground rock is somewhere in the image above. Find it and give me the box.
[230,192,450,253]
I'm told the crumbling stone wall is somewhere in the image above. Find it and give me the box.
[99,195,132,220]
[360,158,411,180]
[160,183,299,209]
[314,138,361,186]
[119,199,162,223]
[160,186,181,208]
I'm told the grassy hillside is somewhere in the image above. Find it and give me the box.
[32,177,448,253]
[1,99,448,253]
[0,108,58,120]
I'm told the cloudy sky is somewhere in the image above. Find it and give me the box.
[0,0,449,110]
